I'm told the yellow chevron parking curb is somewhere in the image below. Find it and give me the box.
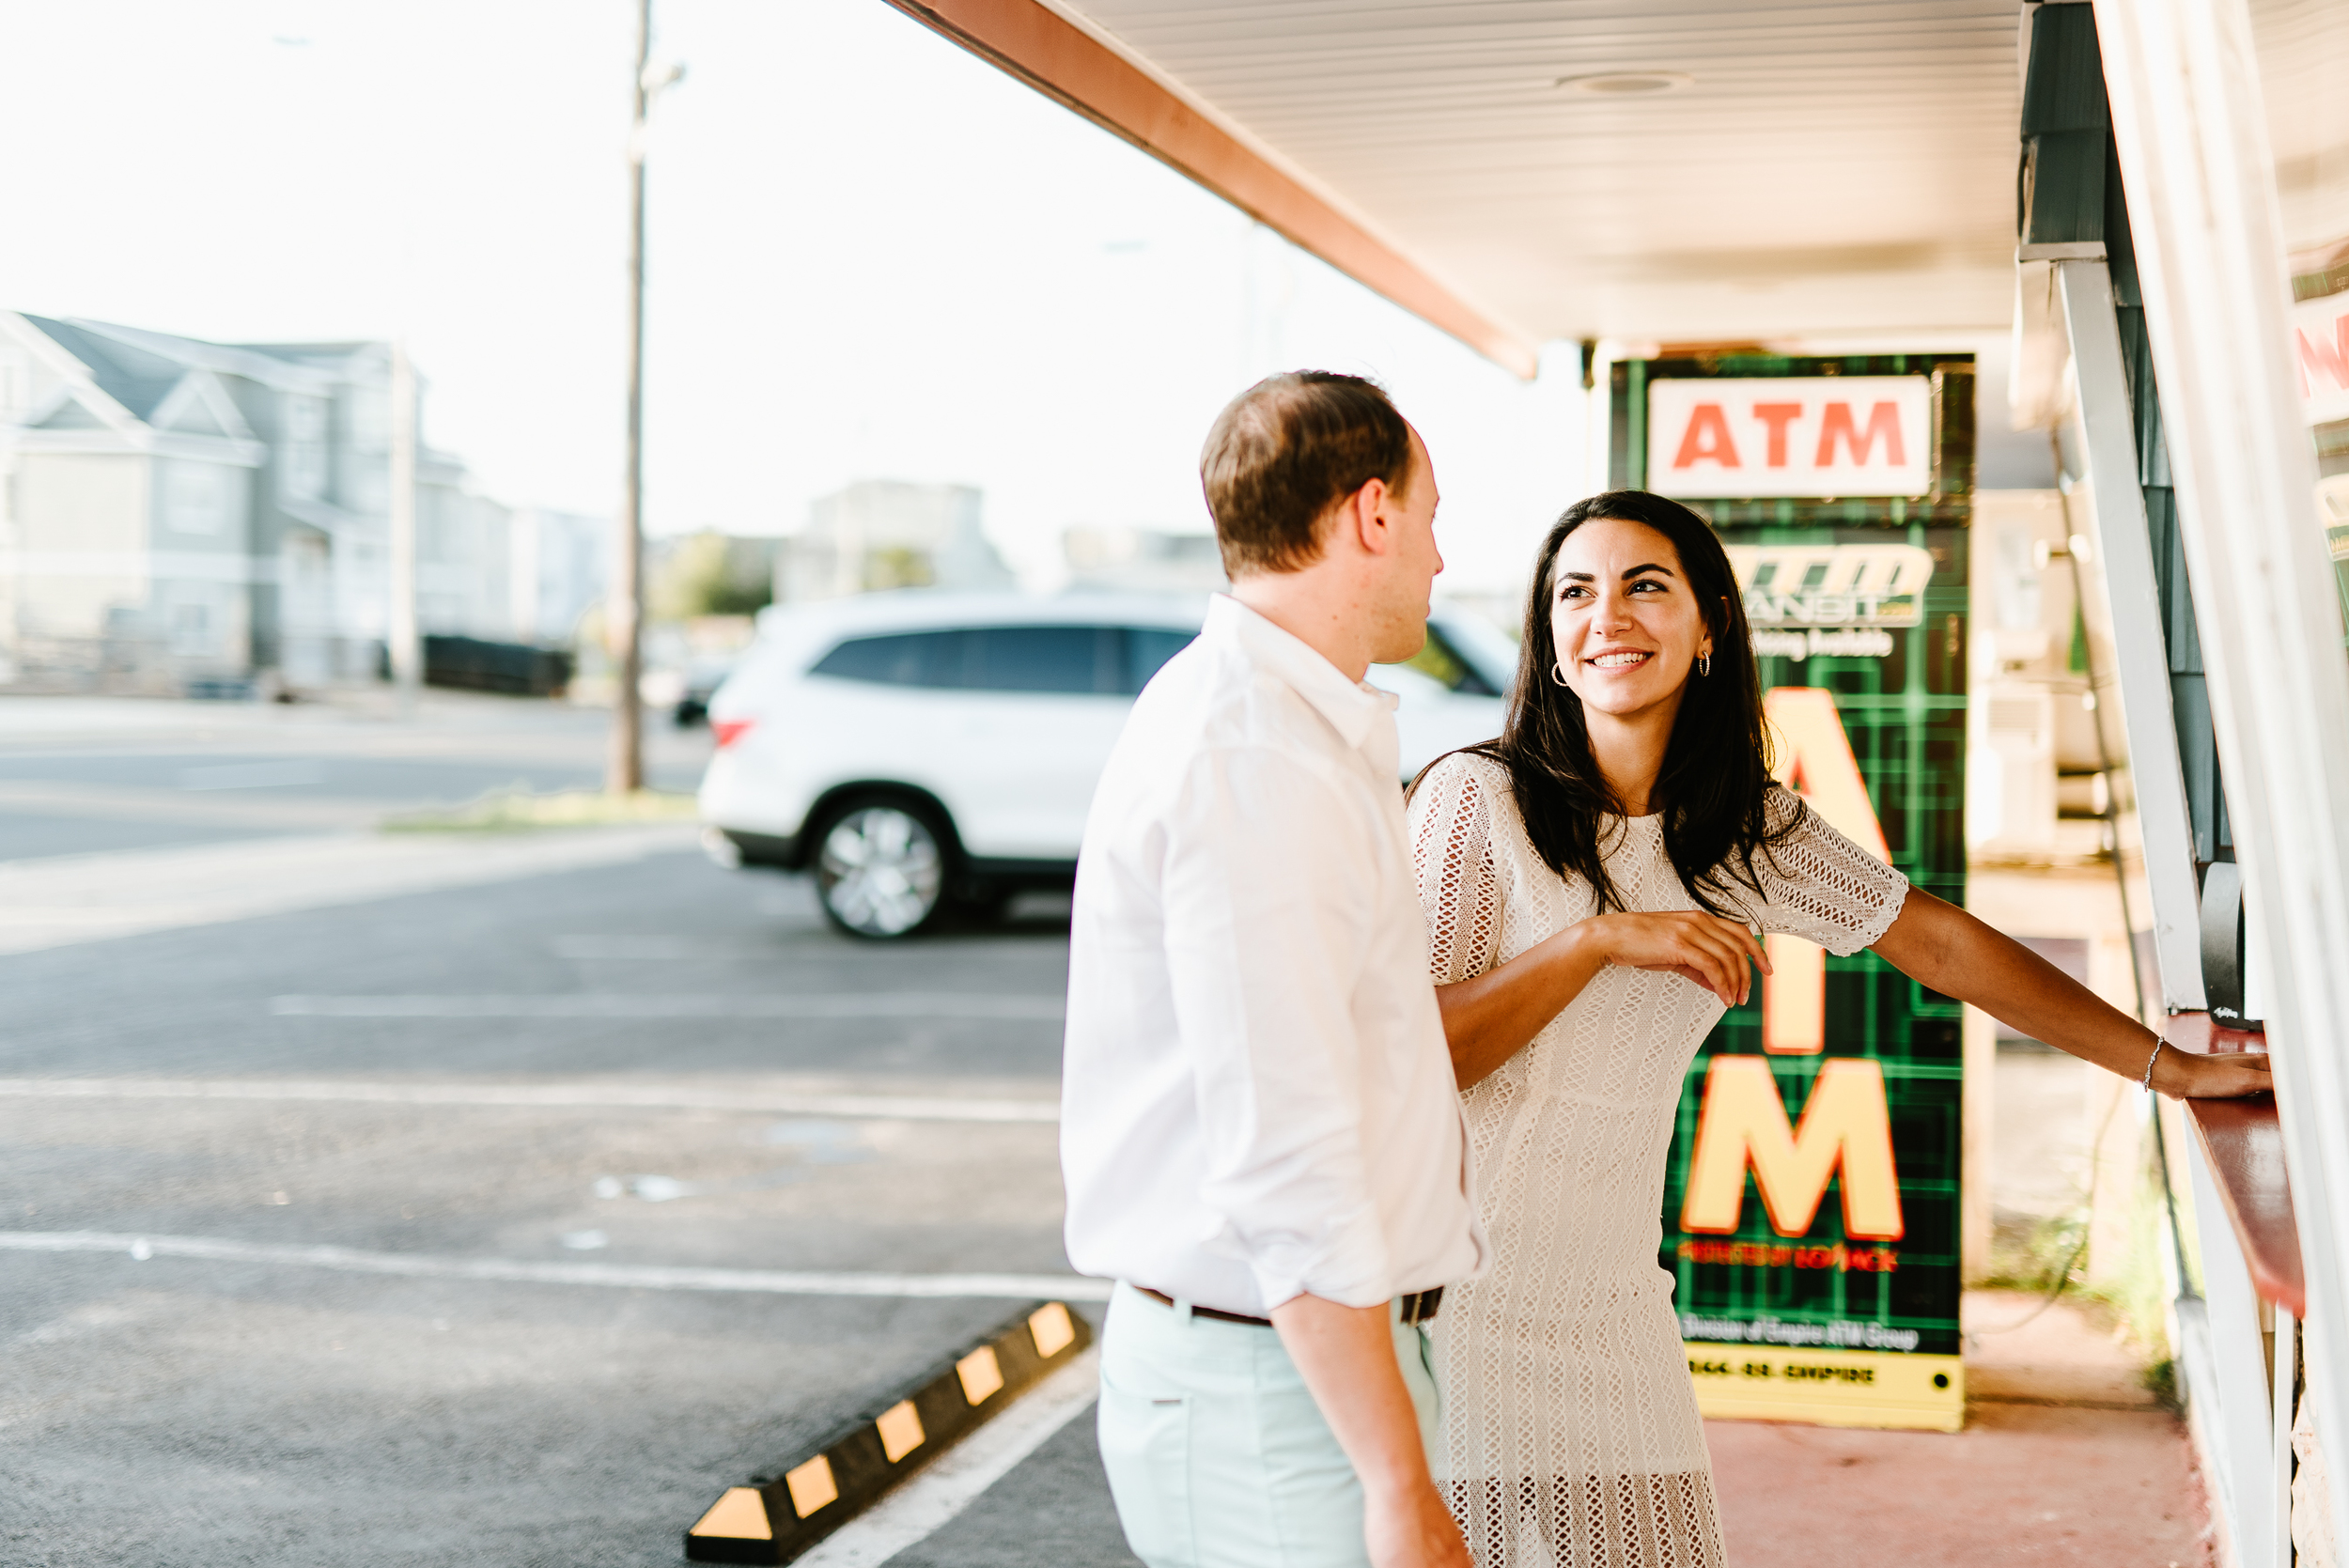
[683,1299,1095,1564]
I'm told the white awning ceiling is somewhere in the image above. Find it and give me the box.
[897,0,2026,365]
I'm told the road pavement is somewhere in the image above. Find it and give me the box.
[0,693,1139,1568]
[0,690,714,860]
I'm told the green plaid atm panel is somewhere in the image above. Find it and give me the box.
[1617,356,1970,1431]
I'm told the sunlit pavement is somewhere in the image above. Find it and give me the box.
[1710,1291,2212,1567]
[0,694,1137,1567]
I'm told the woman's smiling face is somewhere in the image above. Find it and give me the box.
[1548,515,1715,724]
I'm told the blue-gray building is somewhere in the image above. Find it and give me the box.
[0,315,602,692]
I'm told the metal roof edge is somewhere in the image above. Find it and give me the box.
[63,318,346,394]
[877,0,1543,380]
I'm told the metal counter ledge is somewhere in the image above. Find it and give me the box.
[2171,1011,2305,1315]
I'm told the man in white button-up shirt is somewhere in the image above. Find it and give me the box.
[1065,372,1487,1568]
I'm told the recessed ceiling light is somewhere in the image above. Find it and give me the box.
[1557,71,1695,97]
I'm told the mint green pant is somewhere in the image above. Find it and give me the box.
[1096,1281,1442,1568]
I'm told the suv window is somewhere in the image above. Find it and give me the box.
[808,622,1480,699]
[1389,624,1503,697]
[811,625,1150,694]
[966,625,1119,694]
[807,630,962,688]
[1125,627,1194,694]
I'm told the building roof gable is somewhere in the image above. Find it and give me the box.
[150,369,257,440]
[19,314,185,420]
[24,387,120,431]
[47,318,349,395]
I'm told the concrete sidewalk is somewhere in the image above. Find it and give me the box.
[1711,1289,2212,1567]
[873,1287,2214,1566]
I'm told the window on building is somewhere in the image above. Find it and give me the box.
[0,348,33,421]
[347,466,387,516]
[167,462,233,536]
[281,394,329,500]
[170,602,214,657]
[348,389,389,449]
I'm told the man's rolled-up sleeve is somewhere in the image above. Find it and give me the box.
[1159,743,1392,1311]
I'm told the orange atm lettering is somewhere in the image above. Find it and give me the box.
[1680,1056,1906,1241]
[1813,401,1906,468]
[1750,402,1802,467]
[2297,315,2349,396]
[1672,403,1741,470]
[1760,689,1890,1054]
[1679,684,1906,1249]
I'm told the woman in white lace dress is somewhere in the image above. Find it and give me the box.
[1407,490,2271,1568]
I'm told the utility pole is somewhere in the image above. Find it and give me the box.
[609,3,683,792]
[608,0,653,794]
[388,339,421,708]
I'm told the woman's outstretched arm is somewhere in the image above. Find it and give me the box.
[1435,910,1769,1091]
[1870,886,2271,1098]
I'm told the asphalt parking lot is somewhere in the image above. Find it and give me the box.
[0,691,708,862]
[0,695,1139,1568]
[0,693,2221,1568]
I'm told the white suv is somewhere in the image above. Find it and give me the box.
[698,590,1517,938]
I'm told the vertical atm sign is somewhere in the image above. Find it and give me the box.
[1648,377,1933,498]
[2295,291,2349,427]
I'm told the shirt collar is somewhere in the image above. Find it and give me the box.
[1206,594,1399,756]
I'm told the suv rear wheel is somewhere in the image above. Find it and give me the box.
[810,798,950,938]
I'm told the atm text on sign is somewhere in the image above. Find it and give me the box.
[1648,377,1934,498]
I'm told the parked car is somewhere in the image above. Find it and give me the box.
[697,590,1517,938]
[671,651,745,727]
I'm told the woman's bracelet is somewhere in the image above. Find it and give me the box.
[2140,1035,2168,1094]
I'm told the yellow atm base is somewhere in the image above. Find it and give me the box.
[1686,1346,1964,1433]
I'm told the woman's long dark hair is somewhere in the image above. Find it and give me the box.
[1459,489,1797,917]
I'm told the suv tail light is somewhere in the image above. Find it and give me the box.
[712,718,755,750]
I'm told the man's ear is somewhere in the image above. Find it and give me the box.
[1353,476,1397,556]
[1332,477,1384,558]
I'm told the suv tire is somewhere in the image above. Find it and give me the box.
[809,796,953,939]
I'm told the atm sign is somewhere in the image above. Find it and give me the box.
[1648,377,1933,498]
[2294,292,2349,427]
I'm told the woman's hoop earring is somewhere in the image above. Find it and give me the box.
[1698,653,1712,677]
[1549,661,1569,688]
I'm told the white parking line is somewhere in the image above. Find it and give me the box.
[0,778,386,830]
[179,759,328,791]
[551,935,777,959]
[792,1346,1104,1566]
[0,1078,1061,1122]
[0,1231,1112,1301]
[268,993,1066,1020]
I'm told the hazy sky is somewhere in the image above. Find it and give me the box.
[0,0,1585,591]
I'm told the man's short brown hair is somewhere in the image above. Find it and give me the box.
[1199,371,1413,577]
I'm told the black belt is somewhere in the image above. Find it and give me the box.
[1135,1285,1443,1327]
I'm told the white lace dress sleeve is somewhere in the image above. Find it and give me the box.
[1744,786,1910,955]
[1410,751,1506,986]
